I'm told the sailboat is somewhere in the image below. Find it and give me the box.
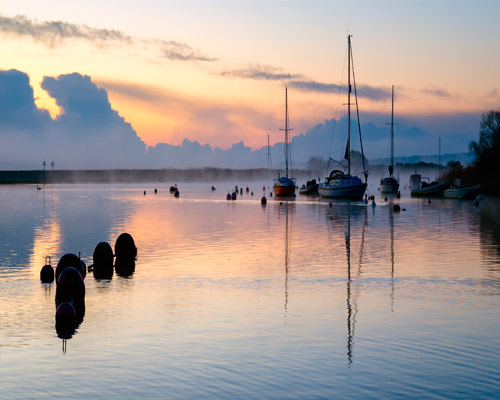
[380,85,400,194]
[273,87,296,197]
[318,35,368,200]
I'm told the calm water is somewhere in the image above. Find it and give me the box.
[1,182,499,399]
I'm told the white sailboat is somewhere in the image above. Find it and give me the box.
[318,35,368,200]
[380,85,400,194]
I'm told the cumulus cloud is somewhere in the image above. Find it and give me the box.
[0,14,215,62]
[0,70,146,169]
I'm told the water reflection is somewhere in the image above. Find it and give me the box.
[278,202,294,324]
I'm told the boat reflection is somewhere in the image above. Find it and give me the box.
[326,202,367,365]
[278,202,294,324]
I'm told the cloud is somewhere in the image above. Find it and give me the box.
[422,86,451,98]
[0,14,215,62]
[220,64,390,101]
[220,64,303,81]
[0,70,146,169]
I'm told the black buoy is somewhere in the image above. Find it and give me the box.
[174,190,179,198]
[144,190,146,195]
[115,233,137,261]
[279,202,283,205]
[251,192,253,196]
[55,267,85,324]
[154,188,157,194]
[40,256,54,283]
[384,197,388,201]
[393,204,401,213]
[56,253,84,282]
[91,242,114,280]
[329,202,332,208]
[261,196,267,205]
[231,192,237,200]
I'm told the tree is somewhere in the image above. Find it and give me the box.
[469,110,500,168]
[468,109,500,194]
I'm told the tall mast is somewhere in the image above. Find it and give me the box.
[285,87,289,177]
[280,87,292,177]
[390,85,394,176]
[347,35,351,176]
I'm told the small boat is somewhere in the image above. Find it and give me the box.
[299,179,319,195]
[273,87,296,197]
[411,180,450,197]
[380,86,399,194]
[444,184,481,200]
[318,35,368,200]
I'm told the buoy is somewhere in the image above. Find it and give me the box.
[55,267,85,324]
[393,204,401,213]
[55,302,76,324]
[371,200,376,208]
[232,192,237,200]
[40,256,54,283]
[174,190,179,198]
[261,196,267,205]
[115,233,137,261]
[329,202,332,208]
[270,192,273,197]
[251,192,253,196]
[402,208,407,211]
[154,188,157,194]
[91,242,114,280]
[211,186,216,191]
[240,188,243,195]
[115,233,137,278]
[396,191,401,199]
[262,186,265,191]
[55,302,76,339]
[246,186,249,193]
[56,253,83,282]
[226,193,231,200]
[428,198,431,204]
[144,190,146,195]
[280,202,283,205]
[384,197,388,201]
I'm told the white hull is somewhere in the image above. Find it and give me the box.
[318,182,367,199]
[443,185,481,200]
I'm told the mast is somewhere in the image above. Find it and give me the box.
[285,87,289,177]
[390,85,394,177]
[280,87,292,177]
[347,35,351,176]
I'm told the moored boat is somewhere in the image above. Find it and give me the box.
[318,35,368,200]
[411,181,450,197]
[273,87,296,197]
[444,184,481,200]
[380,85,399,194]
[299,179,319,195]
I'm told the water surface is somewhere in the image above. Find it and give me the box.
[1,183,499,399]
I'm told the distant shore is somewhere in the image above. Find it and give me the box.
[0,168,321,184]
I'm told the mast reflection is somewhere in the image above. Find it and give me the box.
[278,202,293,325]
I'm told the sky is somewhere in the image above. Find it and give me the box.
[0,1,499,169]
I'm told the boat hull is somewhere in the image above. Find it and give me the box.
[443,185,481,200]
[273,176,296,197]
[411,182,450,197]
[380,177,399,194]
[318,182,367,199]
[299,184,319,195]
